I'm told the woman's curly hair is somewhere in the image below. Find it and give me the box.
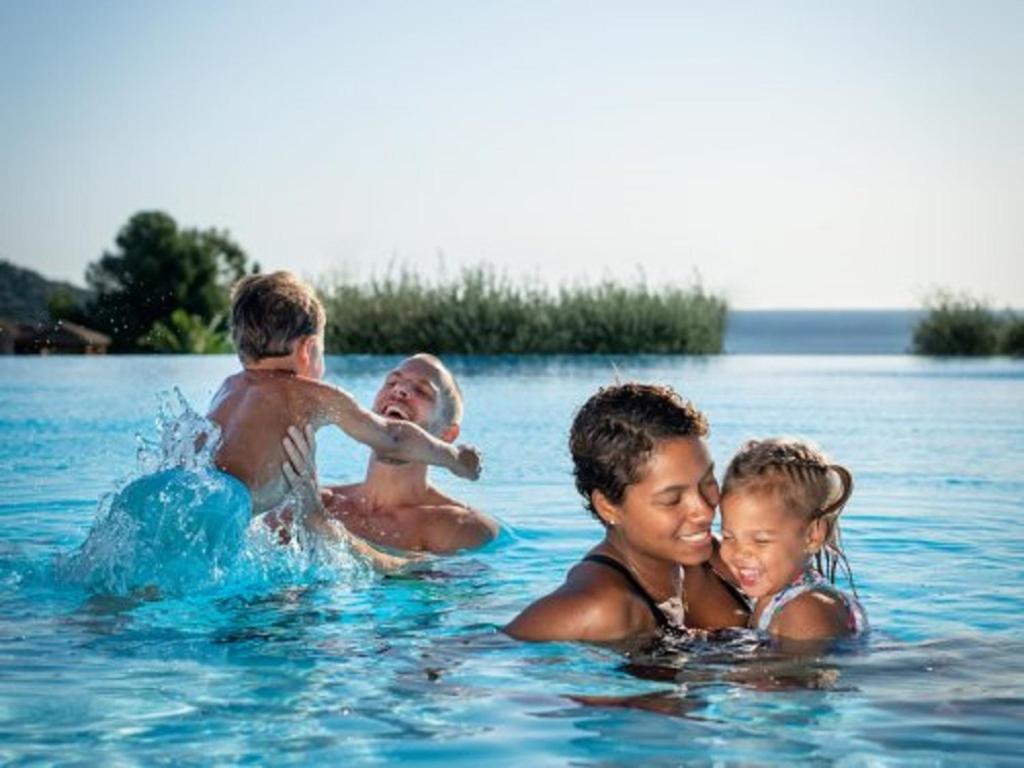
[570,382,709,524]
[722,438,857,589]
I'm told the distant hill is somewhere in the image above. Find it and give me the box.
[0,260,91,323]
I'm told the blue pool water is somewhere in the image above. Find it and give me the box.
[1,354,1022,765]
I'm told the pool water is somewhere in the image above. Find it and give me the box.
[1,355,1022,765]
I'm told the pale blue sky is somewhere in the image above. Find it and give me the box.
[2,0,1021,308]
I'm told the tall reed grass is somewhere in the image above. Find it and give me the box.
[913,290,1021,356]
[320,266,726,354]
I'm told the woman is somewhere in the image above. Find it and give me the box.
[505,383,748,643]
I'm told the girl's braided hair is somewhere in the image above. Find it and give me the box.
[722,438,857,591]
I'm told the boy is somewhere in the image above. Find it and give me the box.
[209,271,480,518]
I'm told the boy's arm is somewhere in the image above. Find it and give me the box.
[306,380,482,480]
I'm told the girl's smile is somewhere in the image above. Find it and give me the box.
[719,489,815,600]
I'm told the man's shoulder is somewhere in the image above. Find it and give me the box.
[321,483,366,514]
[408,493,498,552]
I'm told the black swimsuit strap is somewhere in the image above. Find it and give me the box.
[582,554,670,630]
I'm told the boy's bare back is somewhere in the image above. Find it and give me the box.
[208,370,321,514]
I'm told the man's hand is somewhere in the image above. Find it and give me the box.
[452,444,482,480]
[282,424,320,514]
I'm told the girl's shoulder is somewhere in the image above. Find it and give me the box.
[769,589,855,640]
[758,571,867,640]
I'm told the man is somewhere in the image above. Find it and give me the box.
[286,354,498,554]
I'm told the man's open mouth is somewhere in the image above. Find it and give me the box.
[383,403,410,420]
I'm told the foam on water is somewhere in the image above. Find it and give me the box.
[54,388,368,599]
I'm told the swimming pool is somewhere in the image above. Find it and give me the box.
[2,354,1022,764]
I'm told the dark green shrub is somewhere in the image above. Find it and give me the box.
[912,291,1000,356]
[1001,315,1024,356]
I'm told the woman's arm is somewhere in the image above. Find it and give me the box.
[504,566,643,642]
[682,561,750,629]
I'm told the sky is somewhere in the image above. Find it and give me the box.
[1,0,1021,309]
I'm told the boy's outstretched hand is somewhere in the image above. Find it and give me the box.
[453,444,483,481]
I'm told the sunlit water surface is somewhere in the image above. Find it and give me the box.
[1,355,1022,765]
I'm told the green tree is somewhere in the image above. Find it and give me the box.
[141,309,233,354]
[83,211,252,351]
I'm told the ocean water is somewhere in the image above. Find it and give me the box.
[725,310,924,354]
[1,354,1022,765]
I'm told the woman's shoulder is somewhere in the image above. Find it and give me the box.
[503,558,651,642]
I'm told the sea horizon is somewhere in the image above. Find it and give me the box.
[725,308,926,354]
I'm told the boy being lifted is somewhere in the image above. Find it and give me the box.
[208,271,481,522]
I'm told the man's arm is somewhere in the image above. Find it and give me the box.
[305,379,481,480]
[281,427,414,573]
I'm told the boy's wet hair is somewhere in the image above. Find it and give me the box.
[722,438,856,588]
[570,382,709,524]
[230,271,325,362]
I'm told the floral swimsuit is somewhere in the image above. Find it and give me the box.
[753,566,868,636]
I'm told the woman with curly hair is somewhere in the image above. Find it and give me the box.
[505,383,749,643]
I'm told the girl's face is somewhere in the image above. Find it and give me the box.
[602,437,719,567]
[719,489,813,600]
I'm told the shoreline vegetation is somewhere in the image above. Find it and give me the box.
[321,267,726,354]
[1,211,1021,357]
[5,211,728,356]
[912,290,1023,357]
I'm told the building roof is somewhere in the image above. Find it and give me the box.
[0,319,111,347]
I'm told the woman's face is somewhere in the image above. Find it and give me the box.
[607,436,719,566]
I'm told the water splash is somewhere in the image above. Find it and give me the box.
[56,389,367,598]
[136,387,220,474]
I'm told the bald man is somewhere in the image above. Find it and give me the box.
[287,354,498,554]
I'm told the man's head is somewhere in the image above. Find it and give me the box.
[373,354,463,442]
[230,271,326,377]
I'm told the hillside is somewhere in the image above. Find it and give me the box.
[0,260,90,323]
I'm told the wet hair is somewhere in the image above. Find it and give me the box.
[230,271,325,362]
[409,353,463,426]
[722,438,856,589]
[570,382,709,524]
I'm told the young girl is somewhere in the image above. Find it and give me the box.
[719,438,867,641]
